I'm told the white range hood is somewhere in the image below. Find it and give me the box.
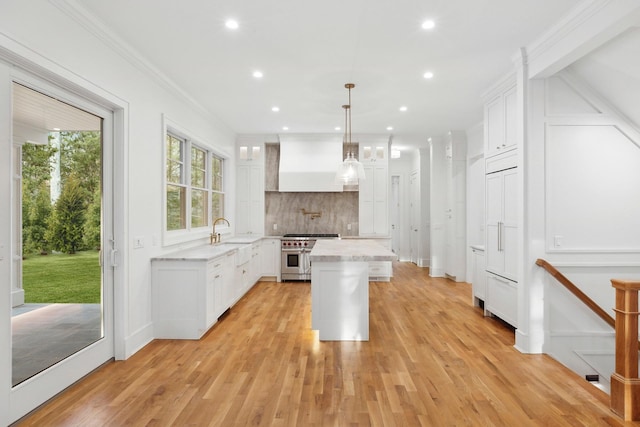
[278,134,344,192]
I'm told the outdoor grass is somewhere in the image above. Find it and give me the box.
[22,251,101,303]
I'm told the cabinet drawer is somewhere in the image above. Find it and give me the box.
[486,273,517,327]
[368,261,391,281]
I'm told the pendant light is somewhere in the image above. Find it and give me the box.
[335,83,365,185]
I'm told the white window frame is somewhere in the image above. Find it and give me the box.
[162,115,228,246]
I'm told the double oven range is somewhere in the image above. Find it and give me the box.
[281,233,340,281]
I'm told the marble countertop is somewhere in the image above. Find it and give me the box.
[152,242,247,261]
[309,239,397,262]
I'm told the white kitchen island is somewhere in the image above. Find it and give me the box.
[309,239,397,341]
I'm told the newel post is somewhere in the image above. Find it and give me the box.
[610,279,640,420]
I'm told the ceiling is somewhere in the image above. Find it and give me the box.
[75,0,582,150]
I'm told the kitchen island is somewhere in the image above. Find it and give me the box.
[309,239,397,341]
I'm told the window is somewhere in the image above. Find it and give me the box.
[165,129,225,238]
[166,133,186,231]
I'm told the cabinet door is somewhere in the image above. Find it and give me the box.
[502,168,518,281]
[360,164,388,236]
[485,95,503,157]
[372,165,388,235]
[248,166,264,234]
[503,85,517,150]
[485,167,518,281]
[223,251,236,308]
[485,172,504,275]
[359,165,375,235]
[472,249,486,301]
[261,238,280,277]
[236,165,251,234]
[236,165,264,235]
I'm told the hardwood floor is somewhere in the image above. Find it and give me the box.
[16,262,632,426]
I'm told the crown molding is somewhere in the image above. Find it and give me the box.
[525,0,640,78]
[50,0,213,118]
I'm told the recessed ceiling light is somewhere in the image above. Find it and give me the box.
[423,71,434,79]
[225,19,239,30]
[282,126,289,131]
[399,106,408,112]
[335,126,341,131]
[252,70,263,79]
[386,126,393,131]
[421,20,435,30]
[271,106,280,112]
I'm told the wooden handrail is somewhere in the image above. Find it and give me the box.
[536,258,615,328]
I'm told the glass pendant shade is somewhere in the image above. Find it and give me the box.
[335,152,365,185]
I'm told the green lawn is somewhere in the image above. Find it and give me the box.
[22,251,101,303]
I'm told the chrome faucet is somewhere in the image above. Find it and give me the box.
[211,217,230,244]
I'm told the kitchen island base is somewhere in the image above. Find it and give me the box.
[311,261,369,341]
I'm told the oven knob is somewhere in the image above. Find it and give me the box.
[304,242,308,246]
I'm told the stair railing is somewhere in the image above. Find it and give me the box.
[536,259,640,421]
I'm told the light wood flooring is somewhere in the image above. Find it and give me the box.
[16,262,636,426]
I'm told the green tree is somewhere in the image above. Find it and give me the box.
[83,188,101,250]
[47,176,87,254]
[59,131,101,196]
[23,182,52,254]
[21,142,56,255]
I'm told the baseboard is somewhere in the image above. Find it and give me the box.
[122,322,154,360]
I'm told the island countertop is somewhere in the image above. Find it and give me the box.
[309,239,397,262]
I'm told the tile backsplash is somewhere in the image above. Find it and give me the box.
[265,191,358,236]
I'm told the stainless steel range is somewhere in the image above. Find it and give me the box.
[281,234,340,281]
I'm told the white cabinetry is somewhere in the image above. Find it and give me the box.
[249,241,262,284]
[484,78,517,158]
[359,140,389,237]
[485,273,517,327]
[471,246,486,307]
[236,138,264,235]
[367,238,392,281]
[484,151,518,327]
[236,164,264,235]
[360,143,387,164]
[485,160,518,281]
[261,238,280,280]
[152,255,233,339]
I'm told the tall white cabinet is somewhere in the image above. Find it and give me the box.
[482,74,519,328]
[236,138,264,235]
[359,140,389,237]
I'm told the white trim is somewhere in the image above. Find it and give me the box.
[526,0,640,78]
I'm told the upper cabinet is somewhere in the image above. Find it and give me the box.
[484,75,517,158]
[359,142,388,164]
[237,141,264,164]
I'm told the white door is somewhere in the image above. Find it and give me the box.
[3,75,115,424]
[390,175,400,254]
[409,171,419,265]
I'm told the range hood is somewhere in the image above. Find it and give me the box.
[278,134,344,192]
